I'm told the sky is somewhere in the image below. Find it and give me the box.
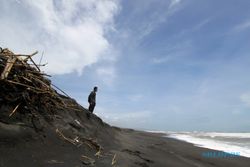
[1,0,250,132]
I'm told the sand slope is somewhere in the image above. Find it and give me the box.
[1,95,250,167]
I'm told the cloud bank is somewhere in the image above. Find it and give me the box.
[0,0,119,75]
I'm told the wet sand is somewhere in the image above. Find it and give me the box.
[110,129,250,167]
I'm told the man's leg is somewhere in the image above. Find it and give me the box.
[88,104,93,112]
[89,103,95,113]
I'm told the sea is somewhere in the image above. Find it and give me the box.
[149,131,250,158]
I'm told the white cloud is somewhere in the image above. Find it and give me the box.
[240,93,250,107]
[152,56,172,64]
[233,20,250,32]
[152,39,193,64]
[0,0,119,75]
[134,0,183,41]
[193,18,211,31]
[169,0,182,10]
[128,94,143,102]
[96,66,116,85]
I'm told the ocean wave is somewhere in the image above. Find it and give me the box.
[166,132,250,158]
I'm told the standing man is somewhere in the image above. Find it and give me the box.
[88,86,98,113]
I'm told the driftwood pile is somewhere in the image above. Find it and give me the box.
[0,48,72,117]
[0,48,115,165]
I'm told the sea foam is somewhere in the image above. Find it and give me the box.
[166,132,250,158]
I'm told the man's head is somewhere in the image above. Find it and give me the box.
[94,86,98,92]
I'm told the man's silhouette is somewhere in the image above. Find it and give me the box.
[88,86,98,113]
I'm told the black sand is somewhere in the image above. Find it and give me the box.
[1,97,250,167]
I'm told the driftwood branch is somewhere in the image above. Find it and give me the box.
[9,103,21,117]
[56,128,76,145]
[1,55,17,80]
[51,83,70,98]
[23,51,38,61]
[6,80,52,94]
[0,51,38,58]
[112,154,117,166]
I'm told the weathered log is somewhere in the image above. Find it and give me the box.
[1,55,17,80]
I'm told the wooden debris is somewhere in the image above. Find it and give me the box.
[80,155,95,166]
[27,55,40,71]
[51,83,70,97]
[5,80,51,94]
[95,149,102,158]
[111,153,117,166]
[9,103,21,117]
[56,128,106,161]
[81,137,104,157]
[0,48,81,116]
[23,51,38,62]
[0,48,110,165]
[56,128,82,146]
[55,128,104,156]
[47,159,64,164]
[1,55,17,79]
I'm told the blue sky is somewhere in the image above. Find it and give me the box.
[1,0,250,132]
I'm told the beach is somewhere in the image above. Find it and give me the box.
[1,1,250,166]
[1,104,250,167]
[111,130,250,167]
[0,52,249,166]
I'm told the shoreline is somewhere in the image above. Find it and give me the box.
[165,132,250,158]
[111,129,250,167]
[143,130,250,158]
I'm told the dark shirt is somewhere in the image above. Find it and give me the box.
[88,91,96,104]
